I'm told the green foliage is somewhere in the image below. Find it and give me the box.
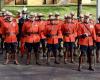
[4,6,96,19]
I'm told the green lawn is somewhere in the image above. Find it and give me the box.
[4,6,96,19]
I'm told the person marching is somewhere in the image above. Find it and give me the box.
[54,12,63,58]
[46,13,54,24]
[18,7,29,58]
[1,12,19,65]
[0,9,7,54]
[95,17,100,63]
[77,14,96,71]
[62,15,77,64]
[45,16,62,64]
[37,13,47,57]
[70,12,79,57]
[22,12,41,65]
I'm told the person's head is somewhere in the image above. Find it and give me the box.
[22,7,28,19]
[49,16,56,24]
[84,14,90,23]
[29,12,35,21]
[70,12,75,19]
[98,16,100,23]
[79,14,84,22]
[22,11,28,19]
[33,13,38,21]
[37,13,44,20]
[48,13,53,19]
[55,12,60,20]
[64,15,72,23]
[5,11,14,22]
[1,8,6,17]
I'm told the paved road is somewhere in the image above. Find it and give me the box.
[0,54,100,80]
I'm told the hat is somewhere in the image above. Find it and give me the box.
[33,13,38,17]
[48,13,53,16]
[55,12,60,16]
[79,14,84,18]
[22,7,27,12]
[49,16,56,20]
[84,13,90,19]
[22,7,28,14]
[37,13,44,17]
[64,14,67,18]
[70,12,75,16]
[30,12,34,16]
[64,15,71,19]
[6,11,13,17]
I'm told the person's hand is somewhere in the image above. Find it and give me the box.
[58,38,63,42]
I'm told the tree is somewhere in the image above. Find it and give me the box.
[77,0,82,19]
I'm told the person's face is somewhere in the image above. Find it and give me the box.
[2,12,5,17]
[38,17,42,20]
[55,16,59,19]
[80,17,84,22]
[29,16,34,21]
[50,20,55,24]
[6,16,13,22]
[98,19,100,23]
[71,15,74,19]
[67,18,72,23]
[22,13,27,19]
[49,16,52,19]
[84,18,89,23]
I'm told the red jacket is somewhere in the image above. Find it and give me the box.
[54,19,63,39]
[22,21,40,43]
[45,23,62,44]
[62,22,77,42]
[38,20,46,39]
[95,23,100,42]
[1,20,18,43]
[77,22,96,46]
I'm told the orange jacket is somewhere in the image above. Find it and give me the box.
[0,16,4,23]
[72,19,79,35]
[0,17,4,34]
[45,23,62,44]
[54,19,63,39]
[95,23,100,42]
[1,20,18,43]
[38,20,46,39]
[77,23,96,46]
[62,22,77,42]
[22,21,40,43]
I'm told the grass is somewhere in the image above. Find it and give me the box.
[3,6,96,19]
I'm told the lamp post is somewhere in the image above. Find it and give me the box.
[97,0,100,19]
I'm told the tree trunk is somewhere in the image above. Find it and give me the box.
[77,0,82,19]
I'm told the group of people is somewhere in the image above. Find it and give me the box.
[0,7,100,71]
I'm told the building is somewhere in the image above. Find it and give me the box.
[4,0,92,6]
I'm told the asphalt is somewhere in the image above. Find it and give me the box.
[0,53,100,80]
